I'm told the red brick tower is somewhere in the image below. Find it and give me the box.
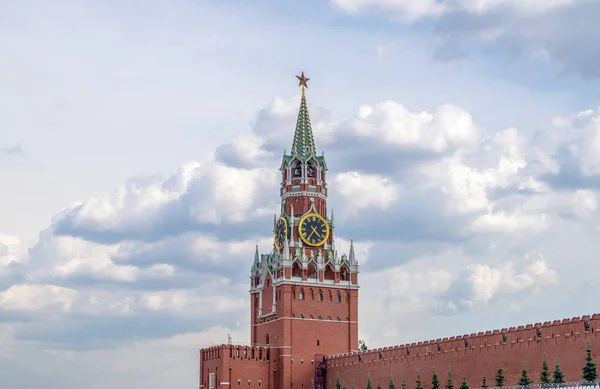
[249,73,360,389]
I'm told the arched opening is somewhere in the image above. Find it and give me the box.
[317,290,323,301]
[307,261,317,279]
[306,161,315,178]
[265,334,270,345]
[310,289,315,300]
[299,289,305,300]
[293,161,302,178]
[340,264,350,282]
[324,263,335,280]
[292,261,303,278]
[336,292,341,303]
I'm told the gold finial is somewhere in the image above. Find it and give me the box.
[296,71,309,96]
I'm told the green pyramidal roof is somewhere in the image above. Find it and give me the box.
[291,91,316,161]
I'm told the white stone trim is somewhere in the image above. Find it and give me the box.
[252,316,357,326]
[281,191,327,201]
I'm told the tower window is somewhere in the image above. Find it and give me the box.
[336,317,341,321]
[299,291,304,300]
[318,315,323,320]
[336,292,341,303]
[300,314,304,319]
[317,291,323,301]
[317,340,320,346]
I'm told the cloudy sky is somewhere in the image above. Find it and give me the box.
[2,0,600,387]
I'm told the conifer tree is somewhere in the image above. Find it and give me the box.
[389,377,396,389]
[401,379,407,389]
[481,376,487,389]
[459,377,468,389]
[367,378,373,389]
[432,369,440,389]
[553,358,565,384]
[582,343,598,382]
[495,366,505,387]
[414,371,423,389]
[518,366,532,387]
[539,353,551,385]
[446,370,454,389]
[337,377,343,389]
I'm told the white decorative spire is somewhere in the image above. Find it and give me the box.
[349,238,357,266]
[331,209,335,228]
[254,244,260,264]
[283,234,290,260]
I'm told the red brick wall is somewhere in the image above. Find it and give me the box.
[262,276,274,316]
[200,345,271,389]
[326,315,600,389]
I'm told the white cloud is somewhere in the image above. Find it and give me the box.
[331,0,444,20]
[334,172,397,212]
[330,0,572,21]
[348,102,480,153]
[0,233,21,272]
[0,284,77,312]
[435,253,559,313]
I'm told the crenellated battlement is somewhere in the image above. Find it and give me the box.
[200,344,270,362]
[325,313,599,365]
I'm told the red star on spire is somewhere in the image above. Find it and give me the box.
[296,72,309,88]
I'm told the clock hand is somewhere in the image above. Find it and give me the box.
[311,226,322,239]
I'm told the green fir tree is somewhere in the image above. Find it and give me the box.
[481,376,488,389]
[337,377,343,389]
[539,353,551,385]
[446,370,454,389]
[389,377,396,389]
[359,340,368,352]
[518,366,532,387]
[459,377,468,389]
[432,369,440,389]
[401,379,407,389]
[416,372,424,389]
[495,367,505,387]
[367,378,373,389]
[553,358,565,384]
[582,343,598,382]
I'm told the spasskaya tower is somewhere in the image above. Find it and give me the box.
[249,72,360,389]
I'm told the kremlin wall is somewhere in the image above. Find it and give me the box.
[200,314,599,389]
[326,314,599,389]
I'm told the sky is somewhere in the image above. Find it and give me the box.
[1,0,600,388]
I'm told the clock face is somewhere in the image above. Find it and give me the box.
[274,217,288,250]
[298,213,329,247]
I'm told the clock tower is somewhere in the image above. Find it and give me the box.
[249,73,359,389]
